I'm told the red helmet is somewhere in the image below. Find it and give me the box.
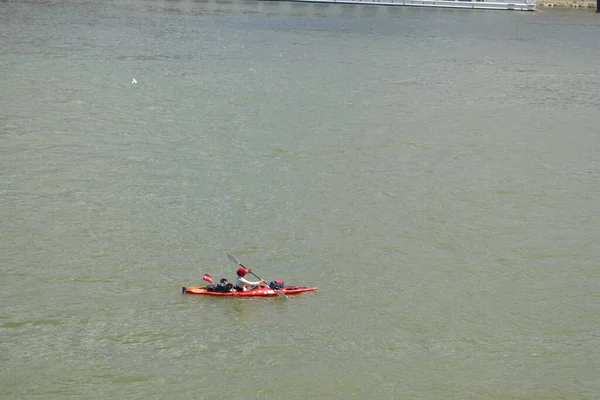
[236,267,247,277]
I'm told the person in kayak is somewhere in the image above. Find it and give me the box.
[205,278,234,293]
[234,267,263,291]
[216,278,234,292]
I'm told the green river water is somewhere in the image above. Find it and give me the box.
[1,1,599,398]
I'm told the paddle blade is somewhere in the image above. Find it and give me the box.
[227,253,239,265]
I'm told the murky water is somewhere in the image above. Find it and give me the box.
[1,1,599,398]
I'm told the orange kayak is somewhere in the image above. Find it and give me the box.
[182,284,317,297]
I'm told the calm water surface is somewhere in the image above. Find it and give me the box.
[1,1,599,399]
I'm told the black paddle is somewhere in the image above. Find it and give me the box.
[227,253,287,299]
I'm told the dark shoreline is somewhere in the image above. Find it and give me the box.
[538,0,596,7]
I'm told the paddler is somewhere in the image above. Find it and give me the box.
[234,266,263,291]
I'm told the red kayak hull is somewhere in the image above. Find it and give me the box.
[182,285,317,297]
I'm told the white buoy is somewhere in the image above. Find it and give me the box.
[132,78,137,84]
